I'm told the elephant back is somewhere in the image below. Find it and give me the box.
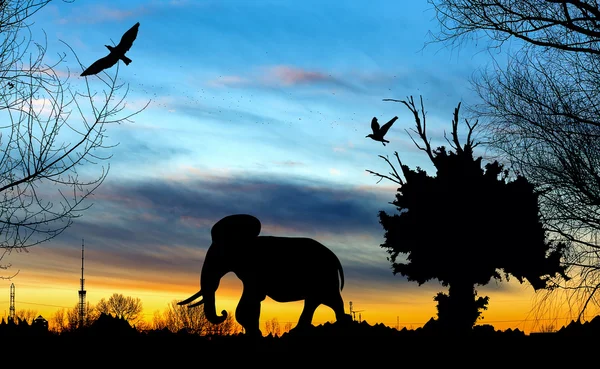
[211,214,261,243]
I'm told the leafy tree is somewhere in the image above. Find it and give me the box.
[427,0,600,319]
[0,0,148,277]
[367,96,568,332]
[96,293,143,325]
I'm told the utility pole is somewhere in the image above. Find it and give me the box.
[349,301,365,322]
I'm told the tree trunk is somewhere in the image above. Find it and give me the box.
[436,282,478,333]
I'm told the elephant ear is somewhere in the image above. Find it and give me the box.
[211,214,261,243]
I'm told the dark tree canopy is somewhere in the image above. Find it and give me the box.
[380,149,567,290]
[369,96,568,331]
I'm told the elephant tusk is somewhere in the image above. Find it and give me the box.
[178,290,202,305]
[188,298,205,307]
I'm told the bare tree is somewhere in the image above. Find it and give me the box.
[154,300,211,335]
[96,293,143,325]
[282,321,292,334]
[151,309,167,331]
[152,301,241,336]
[264,317,281,337]
[206,311,241,336]
[427,0,600,320]
[51,302,97,333]
[15,308,37,323]
[0,0,149,277]
[428,0,600,54]
[49,307,66,333]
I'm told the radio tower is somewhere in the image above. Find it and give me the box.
[9,283,15,322]
[78,239,86,328]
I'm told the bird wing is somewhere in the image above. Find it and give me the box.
[379,116,398,137]
[116,22,140,52]
[80,54,119,76]
[371,117,380,134]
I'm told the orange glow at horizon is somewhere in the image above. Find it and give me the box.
[2,240,593,335]
[1,269,589,335]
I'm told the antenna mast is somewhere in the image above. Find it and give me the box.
[78,239,86,328]
[9,283,15,321]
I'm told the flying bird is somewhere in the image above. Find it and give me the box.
[81,22,140,77]
[366,116,398,146]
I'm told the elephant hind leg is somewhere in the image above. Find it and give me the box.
[324,293,351,323]
[297,298,320,328]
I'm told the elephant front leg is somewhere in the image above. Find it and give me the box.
[236,290,263,337]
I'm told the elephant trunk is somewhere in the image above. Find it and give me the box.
[199,245,229,325]
[201,292,228,325]
[178,289,228,324]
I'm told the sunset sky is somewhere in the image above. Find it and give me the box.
[0,0,572,333]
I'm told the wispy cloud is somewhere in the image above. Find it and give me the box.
[5,171,405,296]
[207,75,249,88]
[265,65,339,86]
[333,140,355,153]
[272,160,306,167]
[49,171,393,255]
[205,65,362,92]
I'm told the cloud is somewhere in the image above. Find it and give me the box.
[205,65,362,93]
[333,141,355,153]
[6,168,519,312]
[262,65,363,93]
[2,170,408,296]
[266,66,338,86]
[98,173,387,235]
[272,161,305,167]
[207,75,249,88]
[43,170,393,259]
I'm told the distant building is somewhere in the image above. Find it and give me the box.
[32,315,48,331]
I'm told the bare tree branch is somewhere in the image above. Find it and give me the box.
[365,152,405,185]
[0,0,150,276]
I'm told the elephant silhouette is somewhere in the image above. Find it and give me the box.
[178,214,351,336]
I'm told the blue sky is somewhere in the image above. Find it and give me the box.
[37,0,492,183]
[1,0,546,330]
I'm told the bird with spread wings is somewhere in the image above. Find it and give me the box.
[81,22,140,77]
[366,116,398,146]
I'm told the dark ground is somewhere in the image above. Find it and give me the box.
[3,315,597,365]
